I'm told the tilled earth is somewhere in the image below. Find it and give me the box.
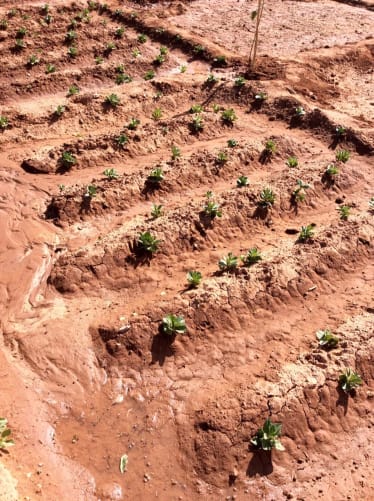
[0,1,373,500]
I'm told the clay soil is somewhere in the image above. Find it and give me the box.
[0,1,373,500]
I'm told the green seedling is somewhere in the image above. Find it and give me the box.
[193,44,204,55]
[316,329,338,349]
[237,175,249,187]
[218,252,238,272]
[221,108,237,125]
[190,114,204,132]
[206,74,218,85]
[171,145,181,160]
[292,180,310,203]
[180,64,187,73]
[132,48,141,58]
[116,73,132,84]
[106,42,116,53]
[335,125,346,136]
[254,91,267,101]
[0,19,8,30]
[138,231,160,253]
[128,118,140,130]
[336,149,350,163]
[234,76,246,87]
[339,368,363,393]
[298,224,314,242]
[15,39,26,50]
[60,151,77,167]
[216,151,228,164]
[115,26,125,38]
[103,168,119,180]
[213,55,226,66]
[68,46,78,58]
[85,185,97,198]
[137,33,147,43]
[54,105,65,117]
[105,94,120,107]
[95,56,104,65]
[295,106,306,117]
[187,271,202,288]
[152,108,163,121]
[264,139,276,155]
[144,70,155,81]
[28,54,40,66]
[162,314,187,336]
[0,116,9,129]
[44,14,53,24]
[227,139,238,148]
[241,247,262,266]
[67,85,79,96]
[46,63,55,74]
[337,205,350,220]
[204,193,222,218]
[286,156,298,168]
[212,104,221,113]
[147,167,164,184]
[190,104,203,114]
[66,30,77,41]
[325,163,339,176]
[259,188,276,208]
[17,27,27,37]
[0,418,14,451]
[251,419,284,451]
[151,204,163,219]
[116,134,128,148]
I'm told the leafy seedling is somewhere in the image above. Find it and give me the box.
[17,27,27,37]
[15,39,26,50]
[147,167,164,184]
[60,151,77,168]
[103,168,119,180]
[116,73,132,84]
[336,149,350,163]
[152,108,163,121]
[190,114,204,133]
[251,419,284,451]
[219,252,238,272]
[128,118,140,130]
[325,163,339,177]
[221,108,237,125]
[180,65,187,73]
[339,369,363,393]
[144,70,155,81]
[28,54,40,67]
[116,134,128,148]
[171,145,181,160]
[46,63,56,74]
[187,271,202,288]
[193,44,205,55]
[258,188,275,208]
[237,175,249,187]
[137,33,147,43]
[264,139,276,155]
[227,139,238,148]
[162,314,187,336]
[0,116,9,129]
[295,106,306,117]
[0,418,14,451]
[337,205,350,220]
[292,180,310,203]
[298,224,314,242]
[216,151,228,164]
[234,76,246,87]
[190,104,203,114]
[67,85,79,96]
[254,91,267,102]
[213,55,227,67]
[204,192,222,218]
[95,56,104,65]
[66,30,77,42]
[206,74,218,85]
[138,232,160,254]
[335,125,346,136]
[316,329,338,349]
[68,46,78,58]
[241,247,262,266]
[115,27,125,38]
[286,156,298,168]
[105,94,120,108]
[85,185,97,198]
[151,204,163,219]
[54,105,65,117]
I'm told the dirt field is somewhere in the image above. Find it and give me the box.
[0,1,373,500]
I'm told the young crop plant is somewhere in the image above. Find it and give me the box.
[316,329,338,349]
[15,38,26,50]
[66,30,77,42]
[227,139,238,148]
[103,168,119,180]
[54,105,65,117]
[0,418,14,451]
[190,114,204,133]
[162,314,187,336]
[95,56,104,65]
[132,48,141,58]
[28,54,40,67]
[212,104,221,113]
[152,108,163,121]
[295,106,306,117]
[241,247,262,266]
[67,85,79,97]
[144,70,155,81]
[190,104,203,114]
[46,63,56,74]
[43,14,53,25]
[68,46,78,58]
[116,134,128,148]
[325,163,339,177]
[85,184,97,198]
[292,180,310,203]
[286,156,298,168]
[147,167,164,184]
[151,204,163,219]
[17,27,27,37]
[105,42,116,54]
[237,175,249,187]
[193,44,205,55]
[171,145,181,160]
[213,55,227,67]
[335,125,346,136]
[204,192,222,219]
[221,108,237,125]
[337,205,351,220]
[339,368,363,393]
[180,64,187,73]
[128,118,140,130]
[254,91,268,102]
[60,151,77,168]
[218,252,238,272]
[234,76,246,87]
[0,116,9,129]
[216,151,228,164]
[369,197,374,212]
[105,94,120,108]
[187,271,202,288]
[137,33,147,43]
[138,231,160,254]
[298,224,315,242]
[116,73,132,84]
[115,26,125,38]
[251,418,284,451]
[264,139,276,155]
[0,19,8,30]
[258,188,275,208]
[206,74,218,85]
[336,149,350,163]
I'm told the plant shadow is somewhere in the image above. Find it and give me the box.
[151,326,176,366]
[247,449,273,477]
